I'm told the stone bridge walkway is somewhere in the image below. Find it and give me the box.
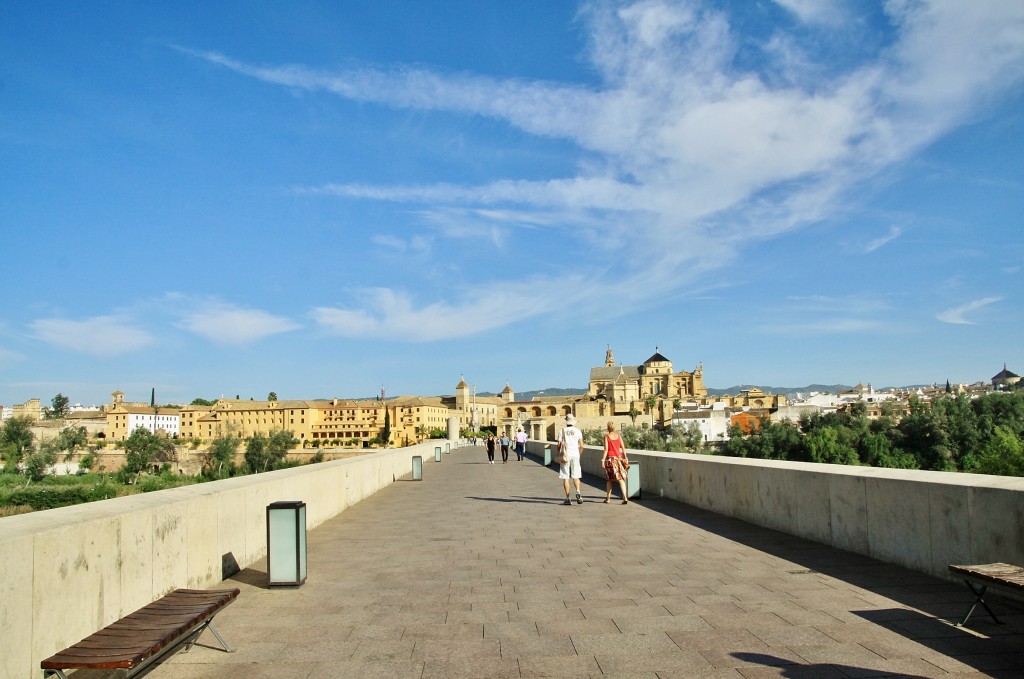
[166,447,1024,678]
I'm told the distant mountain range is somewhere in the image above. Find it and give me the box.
[708,384,855,398]
[488,387,584,400]
[508,384,936,401]
[511,385,862,400]
[417,383,938,402]
[709,384,939,398]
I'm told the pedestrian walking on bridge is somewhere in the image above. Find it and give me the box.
[485,433,496,464]
[514,427,527,461]
[557,414,584,505]
[601,421,629,504]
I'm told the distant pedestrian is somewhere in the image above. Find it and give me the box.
[499,432,511,463]
[601,421,629,504]
[514,427,527,461]
[557,414,585,505]
[485,433,496,464]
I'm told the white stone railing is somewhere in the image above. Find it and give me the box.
[0,442,441,679]
[526,440,1024,579]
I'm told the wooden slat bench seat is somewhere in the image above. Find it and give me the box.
[40,588,239,678]
[949,563,1024,626]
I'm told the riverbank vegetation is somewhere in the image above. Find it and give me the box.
[0,423,322,513]
[584,391,1024,477]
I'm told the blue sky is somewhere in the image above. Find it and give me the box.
[2,0,1023,407]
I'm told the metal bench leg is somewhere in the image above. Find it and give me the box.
[181,620,235,654]
[206,622,235,653]
[43,671,69,679]
[957,581,1004,626]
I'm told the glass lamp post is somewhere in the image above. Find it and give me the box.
[266,500,307,586]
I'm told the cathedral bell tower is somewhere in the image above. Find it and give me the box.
[455,376,470,412]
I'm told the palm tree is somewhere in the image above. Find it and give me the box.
[644,395,658,427]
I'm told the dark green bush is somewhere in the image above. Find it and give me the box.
[0,483,121,510]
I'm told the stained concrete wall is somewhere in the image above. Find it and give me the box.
[0,442,439,679]
[526,441,1024,580]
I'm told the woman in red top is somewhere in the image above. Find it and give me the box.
[601,421,630,504]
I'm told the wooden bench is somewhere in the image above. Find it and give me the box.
[40,588,239,678]
[949,563,1024,626]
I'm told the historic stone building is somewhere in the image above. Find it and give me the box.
[11,398,43,422]
[30,347,785,453]
[105,390,181,442]
[176,394,454,448]
[442,377,504,432]
[992,364,1021,390]
[587,346,707,412]
[494,347,716,440]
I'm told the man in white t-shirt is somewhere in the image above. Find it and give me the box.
[557,414,585,505]
[514,427,528,461]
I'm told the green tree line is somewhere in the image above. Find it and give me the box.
[722,392,1024,476]
[0,418,307,512]
[582,391,1024,477]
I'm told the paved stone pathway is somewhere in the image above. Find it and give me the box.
[166,447,1024,678]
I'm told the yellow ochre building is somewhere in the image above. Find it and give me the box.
[98,347,783,446]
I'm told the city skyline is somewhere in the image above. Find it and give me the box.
[2,354,1015,411]
[2,1,1023,407]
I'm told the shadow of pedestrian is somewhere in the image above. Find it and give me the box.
[466,495,570,504]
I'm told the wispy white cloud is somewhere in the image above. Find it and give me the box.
[761,293,896,335]
[773,0,849,25]
[863,225,903,253]
[0,346,25,369]
[30,316,155,357]
[760,318,885,335]
[783,294,894,316]
[936,296,1004,325]
[176,303,301,345]
[311,281,572,342]
[372,233,432,255]
[313,290,492,341]
[184,0,1024,340]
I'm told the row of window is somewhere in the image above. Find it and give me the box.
[312,432,371,439]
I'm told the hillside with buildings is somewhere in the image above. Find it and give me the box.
[1,349,1019,478]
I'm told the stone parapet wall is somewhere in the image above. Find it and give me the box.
[0,442,440,679]
[70,444,384,477]
[525,441,1024,580]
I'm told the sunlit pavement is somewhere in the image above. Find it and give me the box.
[165,446,1024,678]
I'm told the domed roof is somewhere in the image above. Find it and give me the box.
[644,351,670,364]
[992,364,1019,381]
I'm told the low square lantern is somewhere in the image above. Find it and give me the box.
[626,462,641,500]
[412,455,423,480]
[266,500,307,586]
